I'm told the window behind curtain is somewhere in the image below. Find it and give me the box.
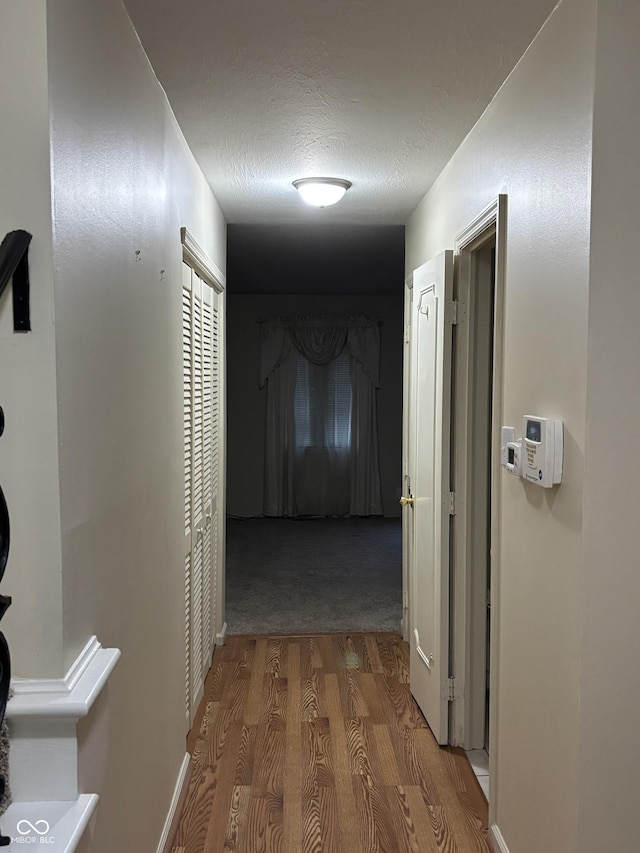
[294,350,352,449]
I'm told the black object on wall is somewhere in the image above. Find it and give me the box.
[0,230,32,332]
[0,231,31,841]
[0,406,10,845]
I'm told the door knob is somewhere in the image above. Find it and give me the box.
[399,496,414,507]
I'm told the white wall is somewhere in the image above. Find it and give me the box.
[578,1,640,850]
[2,0,226,851]
[226,293,404,518]
[406,0,596,850]
[0,0,65,678]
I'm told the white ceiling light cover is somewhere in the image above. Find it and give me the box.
[293,178,352,208]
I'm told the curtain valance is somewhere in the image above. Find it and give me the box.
[260,314,383,517]
[259,316,381,388]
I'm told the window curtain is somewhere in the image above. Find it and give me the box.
[259,316,383,517]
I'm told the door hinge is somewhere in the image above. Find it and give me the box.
[404,323,411,344]
[446,491,456,515]
[403,589,408,611]
[445,300,459,326]
[447,676,458,702]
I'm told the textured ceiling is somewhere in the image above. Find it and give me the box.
[124,0,558,225]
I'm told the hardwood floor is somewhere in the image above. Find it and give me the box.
[174,634,489,853]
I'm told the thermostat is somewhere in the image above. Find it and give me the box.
[501,426,522,476]
[522,416,563,488]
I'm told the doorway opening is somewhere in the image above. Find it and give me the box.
[456,237,495,800]
[222,227,406,638]
[450,197,506,806]
[395,198,506,815]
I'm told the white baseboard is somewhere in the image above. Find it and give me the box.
[400,613,408,642]
[216,621,227,646]
[156,753,190,853]
[489,823,511,853]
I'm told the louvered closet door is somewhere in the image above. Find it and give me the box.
[209,287,220,650]
[183,265,194,721]
[183,263,220,725]
[201,282,220,692]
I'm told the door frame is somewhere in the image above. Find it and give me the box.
[450,197,507,804]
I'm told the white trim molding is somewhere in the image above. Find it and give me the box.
[181,227,226,291]
[215,621,228,646]
[2,795,99,853]
[6,637,120,824]
[156,753,191,853]
[489,823,511,853]
[454,197,501,252]
[9,636,120,716]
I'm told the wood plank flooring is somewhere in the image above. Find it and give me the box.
[175,634,489,853]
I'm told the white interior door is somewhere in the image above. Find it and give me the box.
[409,250,454,745]
[401,278,414,643]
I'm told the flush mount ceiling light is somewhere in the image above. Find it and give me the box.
[292,177,352,208]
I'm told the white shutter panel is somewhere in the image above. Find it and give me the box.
[210,292,220,651]
[192,280,204,533]
[191,529,204,711]
[211,294,220,507]
[202,517,212,680]
[184,552,191,719]
[182,264,193,721]
[190,274,205,712]
[201,285,214,678]
[183,287,193,542]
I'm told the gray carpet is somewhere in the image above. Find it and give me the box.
[225,517,402,635]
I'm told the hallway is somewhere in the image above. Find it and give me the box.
[174,634,489,852]
[8,2,640,851]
